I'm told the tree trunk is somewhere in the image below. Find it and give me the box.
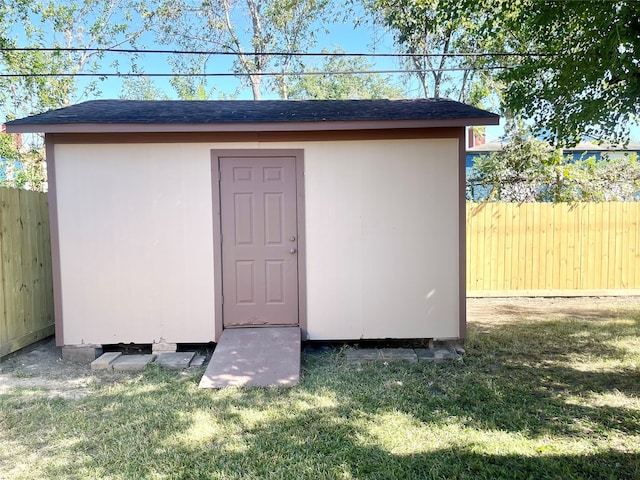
[250,74,262,100]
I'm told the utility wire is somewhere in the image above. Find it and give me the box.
[0,46,555,58]
[0,66,512,78]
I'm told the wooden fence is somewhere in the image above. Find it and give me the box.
[467,202,640,296]
[2,195,638,355]
[0,187,54,357]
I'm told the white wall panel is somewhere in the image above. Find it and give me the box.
[298,139,459,340]
[54,137,460,344]
[55,143,216,344]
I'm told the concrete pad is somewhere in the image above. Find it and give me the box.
[345,349,381,365]
[199,327,300,388]
[345,348,418,364]
[379,348,418,363]
[415,348,462,362]
[111,354,156,372]
[156,352,195,370]
[91,352,122,371]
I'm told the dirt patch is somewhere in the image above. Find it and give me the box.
[2,296,639,399]
[468,296,640,328]
[0,338,117,400]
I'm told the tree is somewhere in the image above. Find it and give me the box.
[152,0,334,100]
[287,49,404,99]
[119,77,170,100]
[495,0,640,145]
[2,0,155,118]
[0,131,47,191]
[467,124,640,203]
[575,155,640,202]
[366,0,503,105]
[1,1,154,190]
[378,0,640,145]
[467,127,568,202]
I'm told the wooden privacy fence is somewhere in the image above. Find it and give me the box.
[467,202,640,296]
[0,187,54,357]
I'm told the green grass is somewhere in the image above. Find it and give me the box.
[2,310,640,480]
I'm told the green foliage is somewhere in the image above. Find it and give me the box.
[119,77,170,100]
[287,49,404,99]
[152,0,336,99]
[495,0,640,145]
[367,0,503,106]
[1,1,155,191]
[0,134,47,192]
[383,0,640,145]
[468,127,640,203]
[0,133,19,161]
[1,0,154,120]
[576,154,640,202]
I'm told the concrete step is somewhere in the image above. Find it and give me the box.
[156,352,196,370]
[91,351,200,372]
[111,354,156,372]
[199,327,301,388]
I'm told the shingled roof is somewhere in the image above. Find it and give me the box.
[5,98,499,133]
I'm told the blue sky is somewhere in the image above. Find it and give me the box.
[5,4,639,141]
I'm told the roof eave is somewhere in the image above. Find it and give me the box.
[5,116,500,134]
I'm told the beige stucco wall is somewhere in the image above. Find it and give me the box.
[54,137,459,345]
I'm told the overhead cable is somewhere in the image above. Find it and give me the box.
[0,66,512,78]
[0,46,555,58]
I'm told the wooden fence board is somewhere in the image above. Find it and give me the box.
[0,187,54,357]
[467,202,640,296]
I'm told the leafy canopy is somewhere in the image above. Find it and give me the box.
[468,125,640,203]
[375,0,640,145]
[287,49,403,99]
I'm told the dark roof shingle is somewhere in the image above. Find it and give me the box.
[6,99,499,133]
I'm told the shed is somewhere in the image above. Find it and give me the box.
[6,99,499,351]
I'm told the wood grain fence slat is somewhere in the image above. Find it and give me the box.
[467,202,640,296]
[0,187,54,357]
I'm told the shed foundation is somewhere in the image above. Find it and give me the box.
[62,345,103,363]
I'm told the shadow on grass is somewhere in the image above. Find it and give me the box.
[12,371,637,480]
[1,311,639,479]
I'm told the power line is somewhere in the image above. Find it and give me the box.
[0,66,512,79]
[0,46,554,58]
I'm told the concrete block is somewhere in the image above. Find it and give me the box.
[189,355,207,368]
[111,354,156,372]
[152,342,177,354]
[379,348,418,363]
[156,352,195,370]
[91,352,122,371]
[415,348,437,361]
[345,349,380,365]
[62,345,103,363]
[415,348,462,362]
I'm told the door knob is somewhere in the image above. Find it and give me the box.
[290,248,297,254]
[290,236,296,242]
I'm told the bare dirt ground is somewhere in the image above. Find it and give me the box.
[2,296,640,399]
[467,295,640,327]
[0,337,108,400]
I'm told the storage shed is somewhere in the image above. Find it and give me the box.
[6,99,499,351]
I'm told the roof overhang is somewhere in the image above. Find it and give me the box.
[6,117,499,134]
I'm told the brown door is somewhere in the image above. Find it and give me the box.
[219,155,299,327]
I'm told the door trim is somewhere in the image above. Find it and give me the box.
[210,149,306,341]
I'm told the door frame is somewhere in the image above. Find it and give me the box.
[210,149,307,341]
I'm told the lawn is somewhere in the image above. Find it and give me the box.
[1,307,640,479]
